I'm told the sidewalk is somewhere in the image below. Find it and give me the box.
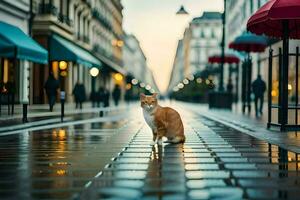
[0,101,131,133]
[179,102,300,154]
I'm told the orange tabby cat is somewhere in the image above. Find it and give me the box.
[140,93,185,145]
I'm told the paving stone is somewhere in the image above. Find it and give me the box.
[186,179,226,189]
[186,171,230,179]
[97,187,142,199]
[224,163,257,170]
[188,190,210,200]
[185,164,219,170]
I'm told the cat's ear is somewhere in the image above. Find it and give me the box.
[140,93,146,99]
[152,93,158,98]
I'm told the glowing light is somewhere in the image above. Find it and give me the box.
[126,83,132,90]
[58,129,66,139]
[183,79,189,85]
[140,82,146,88]
[288,84,292,90]
[131,79,138,85]
[117,40,124,47]
[89,67,99,77]
[114,73,123,81]
[178,83,184,89]
[188,74,194,81]
[56,169,67,176]
[196,78,202,83]
[173,87,179,92]
[59,61,68,70]
[150,89,155,93]
[60,71,67,77]
[271,90,278,97]
[205,79,210,84]
[145,85,151,90]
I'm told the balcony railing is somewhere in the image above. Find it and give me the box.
[39,3,73,27]
[58,13,73,26]
[39,3,58,15]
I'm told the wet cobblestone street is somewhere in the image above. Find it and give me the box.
[1,106,300,199]
[79,111,300,200]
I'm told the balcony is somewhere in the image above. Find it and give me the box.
[92,9,112,31]
[39,3,58,15]
[58,13,73,27]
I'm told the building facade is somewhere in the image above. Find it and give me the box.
[31,0,126,104]
[184,12,222,76]
[226,0,300,104]
[167,12,222,94]
[123,33,158,93]
[167,40,185,93]
[0,0,31,104]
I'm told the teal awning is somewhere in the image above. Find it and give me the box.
[0,21,48,64]
[49,34,101,68]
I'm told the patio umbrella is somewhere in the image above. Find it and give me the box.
[208,53,240,64]
[247,0,300,130]
[247,0,300,39]
[228,32,268,114]
[229,32,268,53]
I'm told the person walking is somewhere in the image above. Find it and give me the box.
[44,73,59,112]
[73,81,86,109]
[112,85,121,106]
[251,75,266,117]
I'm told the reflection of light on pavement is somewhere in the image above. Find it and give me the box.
[56,169,67,176]
[58,129,66,139]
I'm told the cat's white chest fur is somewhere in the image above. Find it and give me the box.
[143,109,156,131]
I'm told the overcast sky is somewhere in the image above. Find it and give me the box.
[122,0,223,93]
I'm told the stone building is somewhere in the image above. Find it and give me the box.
[31,0,126,104]
[167,12,222,94]
[226,0,300,103]
[0,0,31,104]
[123,33,158,94]
[183,12,222,76]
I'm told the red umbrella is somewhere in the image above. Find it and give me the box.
[229,32,268,53]
[208,54,240,64]
[247,0,300,129]
[247,0,300,39]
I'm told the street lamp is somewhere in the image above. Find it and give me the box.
[176,5,189,15]
[219,0,227,91]
[89,67,99,77]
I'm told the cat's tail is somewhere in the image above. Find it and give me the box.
[171,136,185,144]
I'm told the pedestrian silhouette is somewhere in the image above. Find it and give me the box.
[112,85,121,106]
[73,81,86,109]
[252,75,266,117]
[44,73,59,112]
